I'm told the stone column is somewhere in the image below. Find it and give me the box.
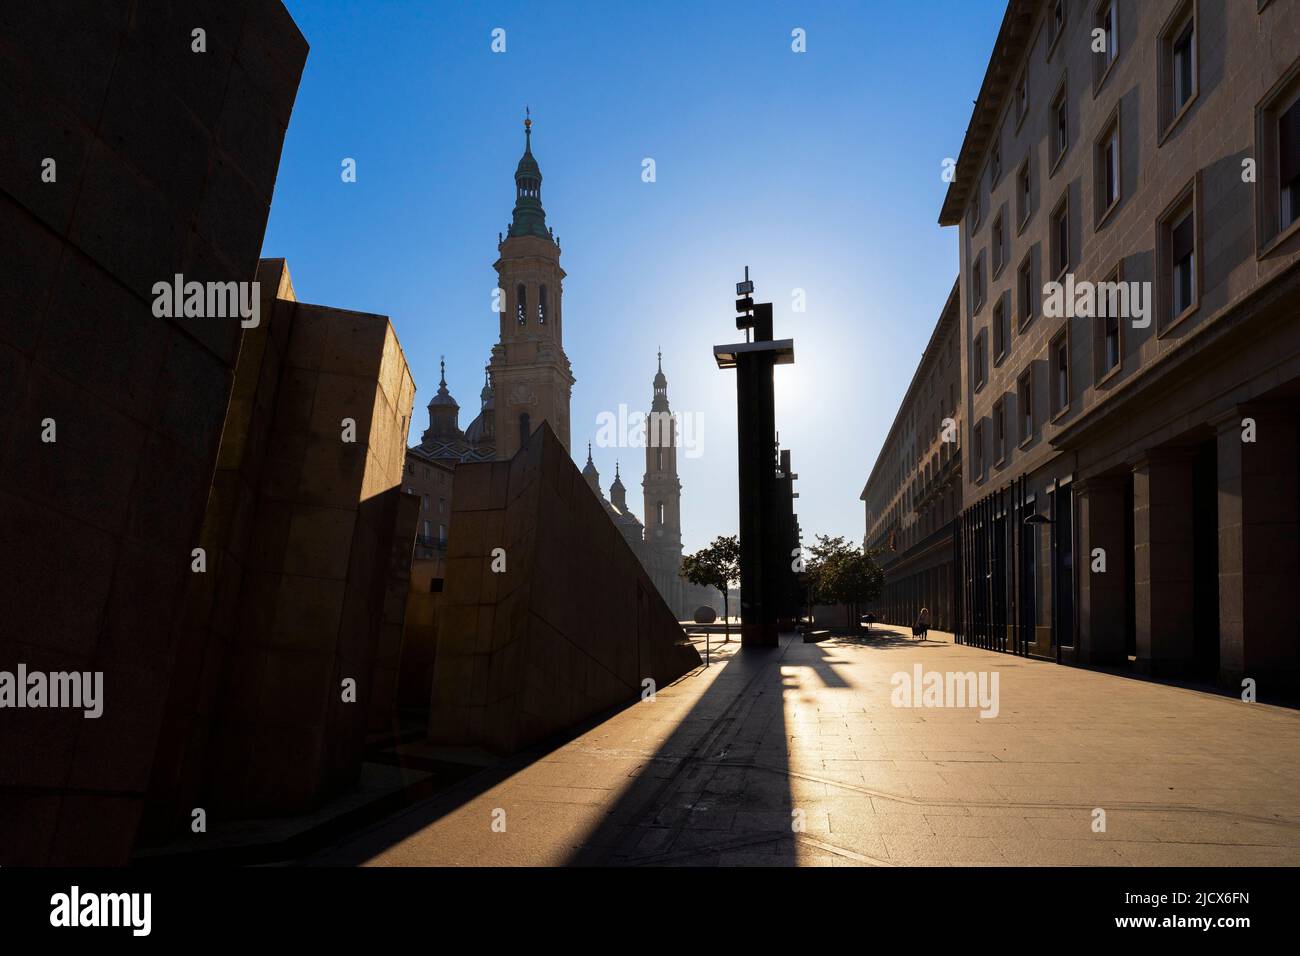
[1131,448,1196,675]
[1075,475,1128,666]
[1214,405,1299,692]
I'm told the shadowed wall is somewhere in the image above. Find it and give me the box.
[429,425,702,755]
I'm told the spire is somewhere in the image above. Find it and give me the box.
[610,459,628,510]
[581,440,600,494]
[429,354,457,409]
[508,109,550,240]
[652,350,669,411]
[423,354,463,442]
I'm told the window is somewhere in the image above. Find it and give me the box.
[656,501,665,525]
[516,284,527,325]
[1017,252,1036,330]
[971,252,985,310]
[439,496,446,514]
[973,329,988,391]
[1017,157,1032,229]
[1094,261,1124,381]
[1049,0,1067,54]
[1171,210,1196,314]
[969,190,982,232]
[1280,94,1300,230]
[1095,109,1121,223]
[1050,79,1069,168]
[992,211,1006,276]
[538,284,548,324]
[991,136,1002,185]
[1050,194,1070,278]
[1050,327,1071,418]
[422,494,429,511]
[1093,0,1118,89]
[1173,21,1195,111]
[1015,70,1029,127]
[1158,177,1199,329]
[406,462,413,476]
[1158,2,1197,138]
[438,524,447,545]
[993,294,1009,364]
[992,396,1007,464]
[1017,367,1034,443]
[973,421,986,481]
[421,519,432,540]
[1256,59,1300,251]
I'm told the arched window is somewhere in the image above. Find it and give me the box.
[519,412,531,446]
[516,284,527,326]
[657,501,665,525]
[538,284,548,324]
[655,447,663,470]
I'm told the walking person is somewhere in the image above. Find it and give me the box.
[915,606,931,642]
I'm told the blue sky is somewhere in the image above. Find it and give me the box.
[265,0,1003,554]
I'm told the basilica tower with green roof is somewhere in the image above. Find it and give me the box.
[489,112,575,459]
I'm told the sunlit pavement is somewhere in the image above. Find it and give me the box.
[308,628,1300,866]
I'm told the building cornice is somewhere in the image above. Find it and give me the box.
[938,0,1043,227]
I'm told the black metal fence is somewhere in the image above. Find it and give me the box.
[953,475,1035,656]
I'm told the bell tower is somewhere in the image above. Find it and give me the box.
[642,351,682,554]
[489,111,575,459]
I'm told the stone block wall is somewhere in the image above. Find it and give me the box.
[429,425,701,755]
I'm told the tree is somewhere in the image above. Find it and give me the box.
[805,535,884,631]
[681,534,741,642]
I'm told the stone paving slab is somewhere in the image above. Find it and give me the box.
[306,629,1300,866]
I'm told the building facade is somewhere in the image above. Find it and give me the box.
[861,281,963,632]
[939,0,1300,691]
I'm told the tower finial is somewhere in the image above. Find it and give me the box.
[586,441,592,464]
[657,347,662,373]
[440,355,446,385]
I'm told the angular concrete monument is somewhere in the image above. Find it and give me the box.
[429,425,702,755]
[144,259,416,826]
[0,0,308,864]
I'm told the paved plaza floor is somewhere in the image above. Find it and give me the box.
[307,628,1300,866]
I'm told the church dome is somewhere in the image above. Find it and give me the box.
[428,357,458,409]
[422,357,464,443]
